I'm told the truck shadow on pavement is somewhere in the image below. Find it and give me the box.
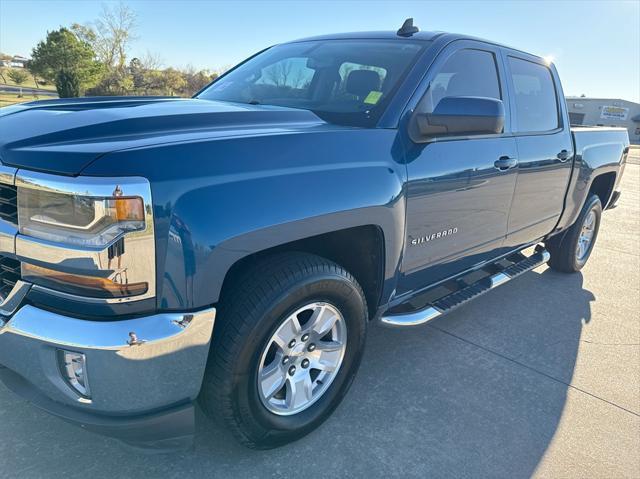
[190,267,595,478]
[0,267,594,478]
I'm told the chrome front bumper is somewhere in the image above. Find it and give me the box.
[0,297,216,448]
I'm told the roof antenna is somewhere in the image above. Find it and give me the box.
[397,18,419,37]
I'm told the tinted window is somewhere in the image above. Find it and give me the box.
[424,49,501,112]
[198,40,426,127]
[508,57,559,132]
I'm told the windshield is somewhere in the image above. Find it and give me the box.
[197,39,427,127]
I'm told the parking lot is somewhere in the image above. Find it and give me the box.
[0,153,638,478]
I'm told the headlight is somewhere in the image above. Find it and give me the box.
[15,172,156,302]
[18,188,145,246]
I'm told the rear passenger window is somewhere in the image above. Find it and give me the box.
[508,57,559,132]
[425,49,501,112]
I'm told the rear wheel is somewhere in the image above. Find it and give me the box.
[547,194,602,273]
[200,252,368,449]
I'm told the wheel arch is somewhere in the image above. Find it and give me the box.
[555,132,627,233]
[217,225,387,319]
[588,172,616,209]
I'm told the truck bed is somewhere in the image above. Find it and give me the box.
[571,126,629,169]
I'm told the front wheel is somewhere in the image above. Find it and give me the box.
[200,252,368,449]
[547,194,602,273]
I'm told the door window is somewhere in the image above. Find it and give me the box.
[423,49,501,113]
[508,57,559,132]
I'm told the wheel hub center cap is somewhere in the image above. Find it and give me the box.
[289,343,306,357]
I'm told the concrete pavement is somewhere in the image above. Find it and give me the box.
[0,165,638,478]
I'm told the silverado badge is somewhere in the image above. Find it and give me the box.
[410,227,458,246]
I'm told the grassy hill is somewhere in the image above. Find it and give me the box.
[0,66,58,107]
[0,67,56,91]
[0,92,45,107]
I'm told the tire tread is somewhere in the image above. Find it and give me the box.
[547,194,602,273]
[200,252,366,448]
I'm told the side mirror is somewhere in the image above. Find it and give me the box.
[412,96,505,141]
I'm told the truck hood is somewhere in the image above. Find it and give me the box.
[0,97,326,175]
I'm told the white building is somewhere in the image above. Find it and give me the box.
[566,97,640,144]
[9,55,28,68]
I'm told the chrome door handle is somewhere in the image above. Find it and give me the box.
[494,156,518,171]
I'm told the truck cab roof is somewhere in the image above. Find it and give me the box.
[289,30,446,43]
[289,30,545,63]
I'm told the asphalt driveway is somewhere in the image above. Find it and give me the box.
[0,163,638,478]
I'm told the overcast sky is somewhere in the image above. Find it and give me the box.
[1,0,638,102]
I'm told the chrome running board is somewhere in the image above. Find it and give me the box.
[380,247,550,328]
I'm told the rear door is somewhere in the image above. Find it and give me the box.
[502,52,574,246]
[397,41,519,296]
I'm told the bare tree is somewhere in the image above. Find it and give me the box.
[72,2,137,73]
[262,59,311,90]
[215,64,233,76]
[140,50,163,71]
[264,62,285,87]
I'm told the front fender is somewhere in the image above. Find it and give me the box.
[168,160,405,310]
[85,128,406,311]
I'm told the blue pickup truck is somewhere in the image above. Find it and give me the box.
[0,20,630,450]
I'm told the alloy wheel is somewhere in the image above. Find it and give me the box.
[576,209,596,261]
[257,302,347,416]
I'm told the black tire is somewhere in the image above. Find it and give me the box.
[547,194,602,273]
[199,252,368,449]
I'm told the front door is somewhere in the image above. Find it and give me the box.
[397,44,518,297]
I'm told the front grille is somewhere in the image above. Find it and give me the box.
[0,183,18,225]
[0,255,21,299]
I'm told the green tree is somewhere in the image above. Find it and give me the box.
[85,70,133,96]
[7,69,28,85]
[7,69,29,97]
[182,66,215,96]
[159,68,186,96]
[23,60,41,89]
[7,68,28,83]
[29,28,102,97]
[128,57,145,90]
[56,70,81,98]
[127,52,163,94]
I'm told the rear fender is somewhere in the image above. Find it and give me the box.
[554,132,628,232]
